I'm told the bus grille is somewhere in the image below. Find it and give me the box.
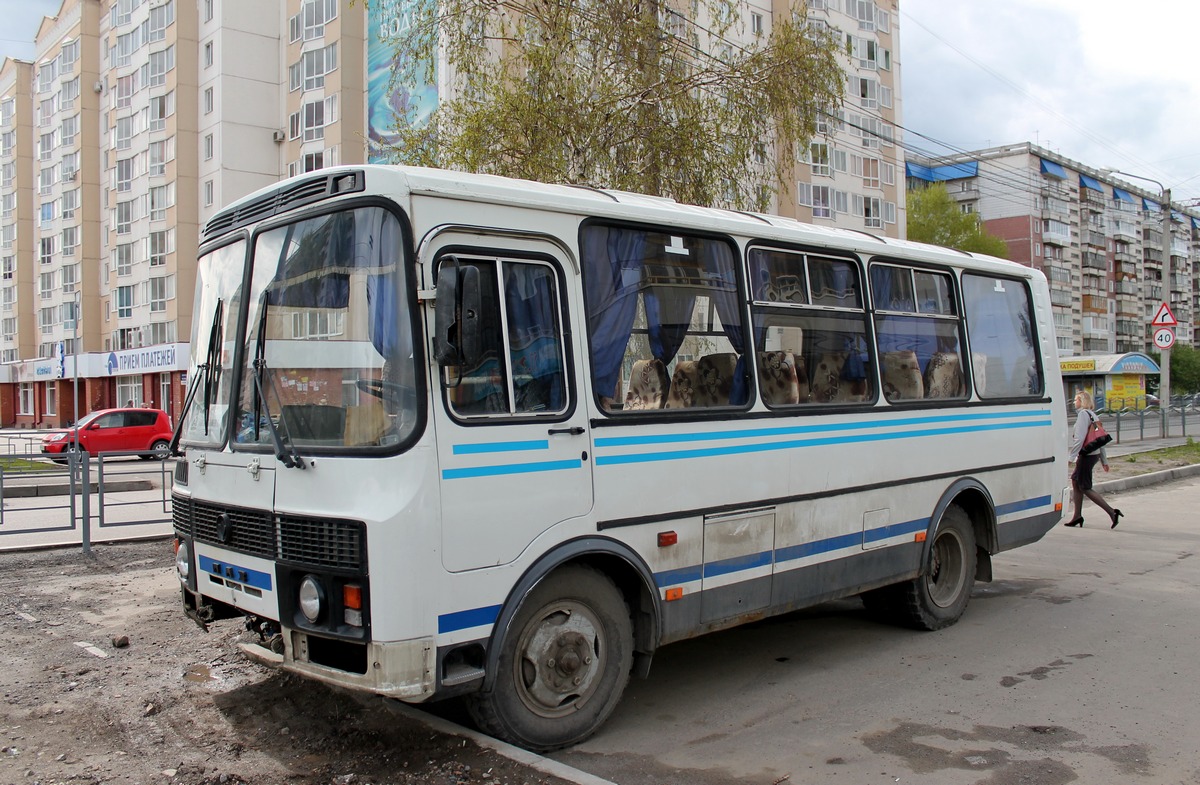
[172,494,364,571]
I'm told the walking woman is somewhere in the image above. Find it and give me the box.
[1065,390,1123,528]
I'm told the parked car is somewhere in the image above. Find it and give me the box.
[41,407,173,461]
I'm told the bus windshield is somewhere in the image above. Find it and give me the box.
[180,240,243,447]
[235,205,416,453]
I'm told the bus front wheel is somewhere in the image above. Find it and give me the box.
[467,565,633,752]
[898,505,976,631]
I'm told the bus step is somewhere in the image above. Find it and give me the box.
[442,664,486,686]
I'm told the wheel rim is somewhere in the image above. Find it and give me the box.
[512,599,606,719]
[926,528,968,608]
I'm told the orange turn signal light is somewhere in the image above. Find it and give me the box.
[665,587,683,601]
[914,531,927,543]
[657,531,678,547]
[343,584,363,610]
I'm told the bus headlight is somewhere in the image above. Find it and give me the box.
[174,539,190,583]
[298,575,325,623]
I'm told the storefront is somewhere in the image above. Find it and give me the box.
[1,343,189,428]
[1059,352,1160,410]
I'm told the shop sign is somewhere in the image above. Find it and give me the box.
[1060,359,1096,372]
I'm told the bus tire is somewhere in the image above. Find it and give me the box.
[467,565,633,751]
[897,505,976,631]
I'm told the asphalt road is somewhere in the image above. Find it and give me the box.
[552,477,1200,785]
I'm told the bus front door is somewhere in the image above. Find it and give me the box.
[430,247,593,572]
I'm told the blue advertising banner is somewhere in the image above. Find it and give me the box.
[367,0,438,162]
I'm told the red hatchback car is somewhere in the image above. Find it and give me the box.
[42,407,173,460]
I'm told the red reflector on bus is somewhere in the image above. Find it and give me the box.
[343,584,363,610]
[1054,503,1063,512]
[657,531,678,547]
[665,587,683,601]
[914,531,927,543]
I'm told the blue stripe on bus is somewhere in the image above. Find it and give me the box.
[863,517,929,544]
[650,496,1047,588]
[995,495,1052,516]
[704,550,773,578]
[198,555,273,591]
[775,531,864,564]
[453,439,550,455]
[596,420,1052,466]
[594,410,1052,448]
[442,458,584,480]
[438,604,502,634]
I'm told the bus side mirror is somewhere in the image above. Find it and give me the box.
[433,259,482,368]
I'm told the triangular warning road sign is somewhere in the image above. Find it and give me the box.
[1151,302,1177,327]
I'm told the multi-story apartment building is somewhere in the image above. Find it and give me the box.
[1,0,906,426]
[907,143,1200,359]
[781,0,904,238]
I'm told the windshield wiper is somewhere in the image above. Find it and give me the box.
[169,299,224,456]
[249,293,307,469]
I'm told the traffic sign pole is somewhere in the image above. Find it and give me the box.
[1150,300,1174,436]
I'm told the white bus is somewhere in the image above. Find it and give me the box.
[172,166,1068,751]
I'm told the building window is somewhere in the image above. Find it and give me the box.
[116,73,136,109]
[116,200,134,234]
[149,138,173,176]
[116,374,141,405]
[148,47,175,88]
[46,385,57,416]
[62,227,78,257]
[114,116,134,150]
[203,87,213,114]
[40,306,55,334]
[149,229,173,266]
[204,179,214,206]
[117,285,135,318]
[40,236,56,265]
[751,12,763,35]
[204,0,213,22]
[149,92,174,132]
[40,271,56,297]
[61,115,78,147]
[160,372,172,410]
[148,275,174,312]
[116,157,135,192]
[61,188,78,220]
[1,256,12,280]
[146,321,176,345]
[62,263,78,293]
[809,142,830,177]
[204,42,213,69]
[303,152,323,172]
[150,184,173,221]
[203,133,213,160]
[60,77,80,111]
[19,383,33,415]
[300,43,338,91]
[149,1,175,43]
[114,243,134,276]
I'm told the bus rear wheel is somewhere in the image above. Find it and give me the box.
[897,505,976,630]
[467,566,633,752]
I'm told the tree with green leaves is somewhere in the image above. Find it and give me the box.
[906,183,1009,258]
[1151,344,1200,395]
[377,0,844,211]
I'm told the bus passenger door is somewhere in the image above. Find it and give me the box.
[429,248,594,572]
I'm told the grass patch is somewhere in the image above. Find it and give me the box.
[1122,438,1200,465]
[0,455,55,474]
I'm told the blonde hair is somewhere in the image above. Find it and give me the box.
[1074,390,1094,409]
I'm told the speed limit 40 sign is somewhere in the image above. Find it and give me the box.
[1153,326,1176,350]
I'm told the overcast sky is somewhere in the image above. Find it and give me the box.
[901,1,1200,204]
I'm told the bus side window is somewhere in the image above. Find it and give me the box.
[871,264,967,402]
[441,256,569,418]
[580,225,749,415]
[962,274,1043,398]
[748,247,873,408]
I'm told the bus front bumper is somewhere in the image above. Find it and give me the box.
[240,627,437,701]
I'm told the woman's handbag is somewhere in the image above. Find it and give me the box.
[1081,413,1112,454]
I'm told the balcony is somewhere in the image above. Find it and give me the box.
[1111,220,1139,241]
[1082,251,1107,270]
[1115,280,1139,296]
[1082,293,1108,314]
[1085,229,1107,248]
[1043,227,1071,246]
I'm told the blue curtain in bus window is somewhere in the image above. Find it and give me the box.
[365,209,399,358]
[582,226,646,398]
[703,242,751,404]
[265,212,354,309]
[504,264,564,411]
[644,284,694,366]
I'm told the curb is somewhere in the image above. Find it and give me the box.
[1096,462,1200,494]
[382,699,618,785]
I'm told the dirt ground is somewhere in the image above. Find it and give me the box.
[0,542,574,785]
[1083,448,1196,482]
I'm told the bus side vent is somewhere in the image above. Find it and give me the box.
[202,170,366,243]
[278,515,364,572]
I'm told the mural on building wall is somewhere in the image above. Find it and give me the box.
[367,0,438,162]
